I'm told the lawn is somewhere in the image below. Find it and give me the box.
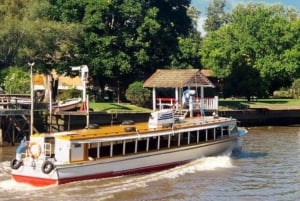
[88,98,300,112]
[88,102,152,113]
[219,98,300,110]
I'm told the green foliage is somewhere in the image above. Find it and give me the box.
[204,0,228,32]
[0,0,83,73]
[3,66,30,94]
[56,0,197,87]
[57,89,81,101]
[273,89,292,98]
[201,3,300,98]
[290,78,300,98]
[125,81,151,106]
[0,0,201,101]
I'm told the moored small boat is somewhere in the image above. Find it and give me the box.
[51,98,81,113]
[10,109,247,187]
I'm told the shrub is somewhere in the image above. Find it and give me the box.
[125,81,151,106]
[291,79,300,99]
[57,88,81,100]
[273,89,292,98]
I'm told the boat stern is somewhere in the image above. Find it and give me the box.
[11,158,58,186]
[233,127,248,153]
[10,134,59,186]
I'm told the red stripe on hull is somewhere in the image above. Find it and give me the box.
[12,160,188,187]
[12,175,57,187]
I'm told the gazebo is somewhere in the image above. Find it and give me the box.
[143,69,216,114]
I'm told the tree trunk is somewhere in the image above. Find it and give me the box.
[43,73,53,103]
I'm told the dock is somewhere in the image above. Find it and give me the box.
[0,94,37,146]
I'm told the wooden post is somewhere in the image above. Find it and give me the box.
[0,129,3,146]
[12,117,15,146]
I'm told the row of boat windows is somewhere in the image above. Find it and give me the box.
[87,126,234,159]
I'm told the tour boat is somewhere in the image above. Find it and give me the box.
[10,109,247,187]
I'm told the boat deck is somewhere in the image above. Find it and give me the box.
[46,116,236,141]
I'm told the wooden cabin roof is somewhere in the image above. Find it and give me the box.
[143,69,215,88]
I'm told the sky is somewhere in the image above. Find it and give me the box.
[191,0,300,34]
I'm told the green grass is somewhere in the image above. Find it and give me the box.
[219,98,300,110]
[88,98,300,112]
[89,102,152,113]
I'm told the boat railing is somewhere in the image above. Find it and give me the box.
[156,98,177,110]
[156,96,218,111]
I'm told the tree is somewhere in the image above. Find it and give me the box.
[3,66,29,94]
[49,0,196,91]
[201,3,300,98]
[204,0,229,32]
[0,0,83,102]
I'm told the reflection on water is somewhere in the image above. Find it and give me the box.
[0,126,300,201]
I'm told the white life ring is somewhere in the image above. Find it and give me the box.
[28,142,42,159]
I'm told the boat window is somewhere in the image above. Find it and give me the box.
[137,139,147,152]
[180,132,189,145]
[113,142,123,155]
[99,143,110,157]
[86,124,234,160]
[189,131,198,144]
[223,126,230,136]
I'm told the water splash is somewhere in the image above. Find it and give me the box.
[0,161,42,193]
[0,156,234,201]
[0,161,11,177]
[58,156,234,200]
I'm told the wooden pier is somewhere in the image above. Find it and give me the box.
[0,94,38,146]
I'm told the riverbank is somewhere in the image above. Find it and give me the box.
[220,108,300,126]
[51,106,300,131]
[220,104,300,126]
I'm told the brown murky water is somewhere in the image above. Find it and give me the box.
[1,126,299,201]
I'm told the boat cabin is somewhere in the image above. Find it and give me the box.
[28,113,238,164]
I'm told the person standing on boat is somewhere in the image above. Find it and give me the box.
[182,89,195,108]
[16,136,28,161]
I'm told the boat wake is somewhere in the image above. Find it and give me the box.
[0,161,11,177]
[54,155,234,201]
[162,155,233,179]
[0,156,234,200]
[0,161,42,193]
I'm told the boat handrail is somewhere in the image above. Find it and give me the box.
[60,117,236,141]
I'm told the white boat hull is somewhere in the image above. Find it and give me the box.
[12,135,240,186]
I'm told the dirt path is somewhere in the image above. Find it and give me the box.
[249,105,300,110]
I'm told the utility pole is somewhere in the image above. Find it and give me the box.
[28,62,35,136]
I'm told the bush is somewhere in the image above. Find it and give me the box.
[125,81,151,106]
[291,79,300,99]
[57,89,81,100]
[273,89,292,98]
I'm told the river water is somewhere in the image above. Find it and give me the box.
[0,126,299,201]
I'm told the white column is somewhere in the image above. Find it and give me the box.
[189,95,193,117]
[152,87,156,111]
[201,86,204,98]
[175,88,179,110]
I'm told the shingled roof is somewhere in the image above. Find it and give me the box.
[143,69,215,88]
